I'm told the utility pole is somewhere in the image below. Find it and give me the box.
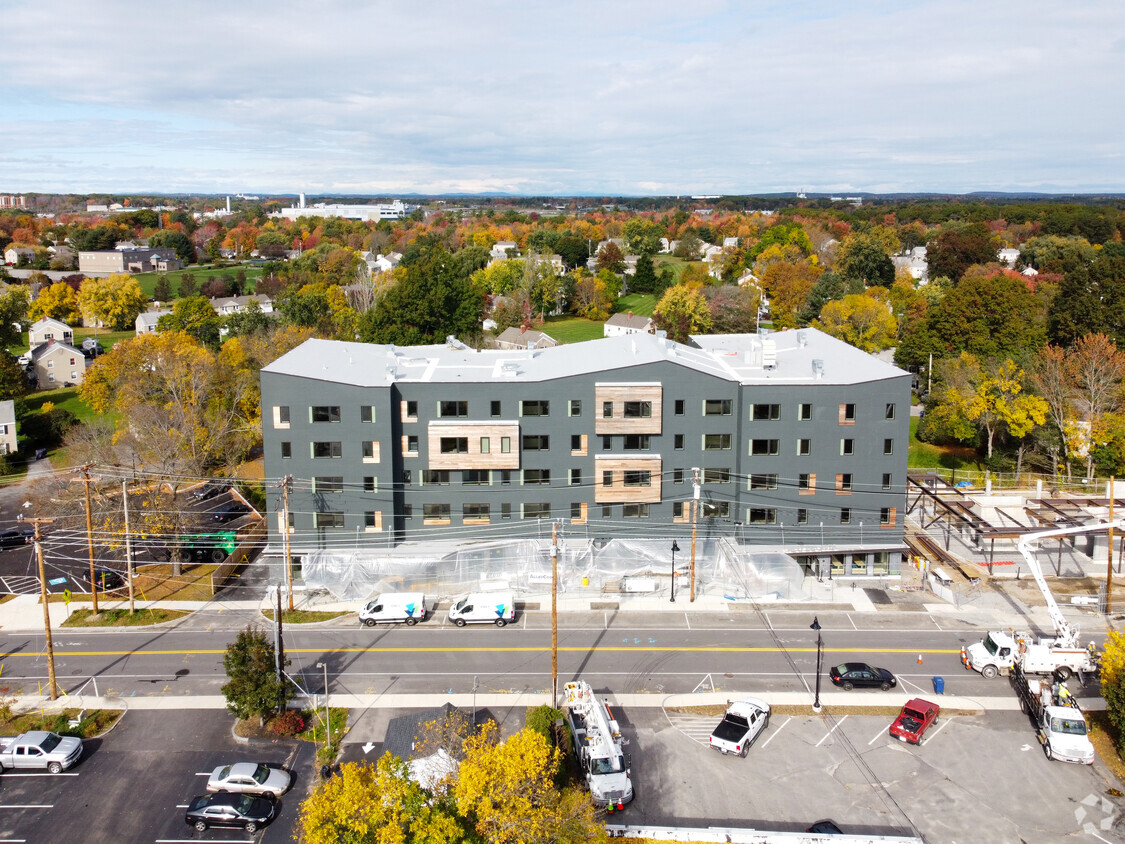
[274,584,286,711]
[78,464,98,614]
[690,467,701,601]
[122,480,135,615]
[1108,477,1115,614]
[22,511,58,700]
[279,476,294,611]
[551,520,559,707]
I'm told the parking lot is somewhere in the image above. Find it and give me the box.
[0,710,308,844]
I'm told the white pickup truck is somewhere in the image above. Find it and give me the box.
[709,698,771,757]
[0,731,83,773]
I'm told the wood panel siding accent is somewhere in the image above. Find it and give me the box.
[594,383,663,435]
[363,442,380,463]
[571,434,588,457]
[838,403,855,426]
[402,435,418,456]
[799,473,816,495]
[427,421,520,470]
[881,507,897,528]
[571,502,588,525]
[365,511,383,532]
[594,455,663,503]
[835,473,851,494]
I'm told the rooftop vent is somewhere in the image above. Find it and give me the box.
[762,337,777,371]
[812,359,824,378]
[501,361,520,376]
[797,330,808,347]
[386,364,397,381]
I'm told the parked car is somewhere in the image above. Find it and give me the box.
[0,528,30,549]
[84,567,126,591]
[829,662,897,691]
[889,698,940,745]
[212,502,250,523]
[0,731,83,773]
[192,481,229,501]
[184,793,275,833]
[709,697,770,757]
[206,762,291,798]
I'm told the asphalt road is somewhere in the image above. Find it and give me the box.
[0,609,1081,703]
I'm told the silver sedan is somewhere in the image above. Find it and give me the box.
[206,762,291,798]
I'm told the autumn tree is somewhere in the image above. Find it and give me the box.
[28,281,81,324]
[926,222,998,283]
[760,261,823,329]
[834,232,894,288]
[653,284,712,343]
[813,292,897,353]
[570,274,615,320]
[158,296,223,346]
[1068,332,1125,477]
[622,218,664,255]
[78,273,148,331]
[222,626,290,727]
[704,284,759,334]
[1101,630,1125,750]
[0,287,28,347]
[595,241,625,275]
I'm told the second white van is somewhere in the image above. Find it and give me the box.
[448,592,516,627]
[359,592,427,626]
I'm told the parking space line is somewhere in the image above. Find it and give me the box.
[815,715,847,747]
[930,615,943,631]
[176,804,190,808]
[195,772,210,776]
[848,613,857,630]
[868,724,888,745]
[684,613,690,630]
[0,804,52,809]
[0,772,78,777]
[760,716,791,748]
[923,717,953,745]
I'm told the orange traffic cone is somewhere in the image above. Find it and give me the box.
[917,654,924,665]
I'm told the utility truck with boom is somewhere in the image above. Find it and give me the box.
[564,680,633,812]
[961,522,1113,680]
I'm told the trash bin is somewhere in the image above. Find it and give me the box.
[932,676,945,695]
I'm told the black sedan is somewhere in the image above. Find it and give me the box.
[829,662,897,691]
[185,792,275,833]
[212,502,250,523]
[0,528,30,549]
[84,567,126,591]
[191,481,229,501]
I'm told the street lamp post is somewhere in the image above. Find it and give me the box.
[670,540,680,603]
[316,662,329,747]
[810,616,823,713]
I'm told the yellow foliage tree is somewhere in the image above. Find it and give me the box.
[653,284,712,344]
[28,282,81,324]
[78,273,148,331]
[813,292,898,353]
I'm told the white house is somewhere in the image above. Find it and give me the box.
[371,252,402,273]
[136,309,171,336]
[490,241,518,261]
[28,317,73,348]
[4,246,36,265]
[0,400,16,455]
[211,294,274,316]
[603,312,655,337]
[997,248,1020,267]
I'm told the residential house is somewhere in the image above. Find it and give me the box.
[135,309,171,336]
[494,327,559,350]
[997,248,1020,267]
[4,246,36,266]
[603,312,655,337]
[28,317,73,348]
[211,294,274,316]
[30,340,87,388]
[371,252,402,273]
[0,400,16,455]
[722,237,740,249]
[489,241,518,262]
[892,246,928,282]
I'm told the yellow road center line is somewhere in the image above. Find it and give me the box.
[4,646,961,658]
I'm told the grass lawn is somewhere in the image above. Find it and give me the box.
[652,255,702,283]
[2,708,122,739]
[49,563,221,603]
[616,293,656,317]
[541,316,604,344]
[908,416,980,470]
[24,386,102,424]
[133,264,264,299]
[262,609,350,624]
[61,607,189,627]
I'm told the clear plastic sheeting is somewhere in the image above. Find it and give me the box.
[300,537,808,602]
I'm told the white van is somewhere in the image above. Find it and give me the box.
[448,592,516,627]
[359,592,427,626]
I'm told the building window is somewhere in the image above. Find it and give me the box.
[402,434,418,455]
[440,437,469,454]
[751,439,779,456]
[570,468,582,486]
[703,468,730,484]
[281,442,292,459]
[841,438,854,456]
[364,476,376,492]
[523,469,551,485]
[885,403,896,420]
[439,400,468,418]
[799,473,815,493]
[571,434,582,450]
[602,504,612,518]
[602,470,613,487]
[569,400,581,416]
[704,399,732,416]
[837,473,852,492]
[798,403,812,421]
[405,400,418,419]
[623,470,652,487]
[882,473,892,490]
[702,502,730,518]
[624,401,652,418]
[884,438,894,455]
[673,469,684,484]
[521,400,549,417]
[602,401,613,418]
[602,435,613,450]
[363,441,379,462]
[501,437,511,453]
[749,473,777,490]
[839,403,856,424]
[315,512,345,528]
[673,502,686,518]
[364,511,381,530]
[797,439,811,455]
[463,503,490,520]
[422,470,450,485]
[570,502,583,519]
[840,508,852,524]
[491,400,501,417]
[622,503,649,518]
[523,434,549,451]
[360,405,375,423]
[674,434,685,450]
[797,508,808,524]
[402,470,412,485]
[310,406,341,423]
[674,399,685,415]
[751,404,780,421]
[523,502,550,519]
[502,503,512,519]
[273,406,290,428]
[403,504,413,519]
[748,507,776,524]
[480,437,490,454]
[501,470,511,484]
[424,504,451,522]
[313,477,343,493]
[463,470,489,485]
[880,507,891,525]
[312,442,342,459]
[623,434,650,450]
[704,434,731,450]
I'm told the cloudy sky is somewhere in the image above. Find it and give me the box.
[2,1,1123,196]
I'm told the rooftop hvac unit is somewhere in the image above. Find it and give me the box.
[812,359,824,378]
[762,337,777,370]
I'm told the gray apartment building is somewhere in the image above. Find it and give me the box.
[260,327,911,588]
